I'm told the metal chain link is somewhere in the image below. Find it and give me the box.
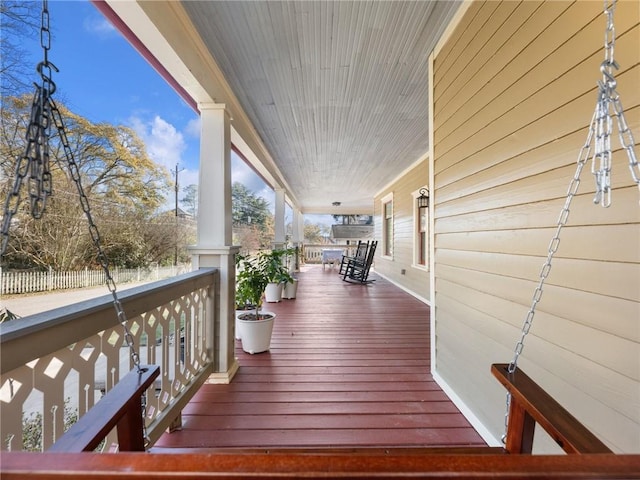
[592,0,639,205]
[49,78,150,450]
[1,0,57,255]
[501,114,593,443]
[502,0,638,444]
[1,0,150,447]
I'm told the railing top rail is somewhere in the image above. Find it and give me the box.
[491,364,612,454]
[1,268,217,374]
[1,451,638,478]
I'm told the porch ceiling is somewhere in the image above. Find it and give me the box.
[103,1,461,214]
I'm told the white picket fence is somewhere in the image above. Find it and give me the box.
[0,264,191,295]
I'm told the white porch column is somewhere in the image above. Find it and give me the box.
[297,210,304,244]
[190,102,239,384]
[291,208,303,271]
[291,208,302,245]
[273,187,286,250]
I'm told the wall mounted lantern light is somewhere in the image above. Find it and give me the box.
[417,188,429,210]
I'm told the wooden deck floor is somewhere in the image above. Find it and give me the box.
[153,265,486,451]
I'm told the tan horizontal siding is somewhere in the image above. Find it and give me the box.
[374,161,429,301]
[436,187,640,232]
[436,290,639,452]
[436,225,640,263]
[436,32,639,179]
[432,0,640,452]
[435,257,639,342]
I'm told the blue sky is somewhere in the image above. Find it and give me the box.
[20,0,274,212]
[18,0,335,229]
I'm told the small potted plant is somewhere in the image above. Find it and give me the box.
[235,253,276,354]
[282,247,299,299]
[258,248,294,303]
[234,254,256,341]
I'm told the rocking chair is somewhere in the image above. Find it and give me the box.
[342,241,377,284]
[338,240,369,275]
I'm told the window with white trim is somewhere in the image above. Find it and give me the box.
[381,193,393,258]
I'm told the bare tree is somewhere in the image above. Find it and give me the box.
[1,95,173,270]
[181,184,197,217]
[0,0,40,98]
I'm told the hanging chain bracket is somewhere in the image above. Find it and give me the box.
[591,0,639,206]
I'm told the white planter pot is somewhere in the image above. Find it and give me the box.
[283,279,298,299]
[264,282,283,302]
[235,309,252,340]
[237,311,276,354]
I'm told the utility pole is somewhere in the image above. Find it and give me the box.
[174,164,183,266]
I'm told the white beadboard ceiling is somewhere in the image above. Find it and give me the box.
[115,1,461,214]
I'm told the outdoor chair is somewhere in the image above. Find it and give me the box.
[342,241,377,284]
[338,241,369,275]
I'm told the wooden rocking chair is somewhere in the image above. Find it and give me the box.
[338,240,369,275]
[342,241,377,284]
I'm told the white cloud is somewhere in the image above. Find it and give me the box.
[129,115,186,172]
[184,118,201,138]
[231,153,269,195]
[83,15,117,38]
[128,114,200,212]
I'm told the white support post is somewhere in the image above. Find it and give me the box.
[190,102,239,384]
[298,210,305,245]
[291,208,303,271]
[274,187,286,250]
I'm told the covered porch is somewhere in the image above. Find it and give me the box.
[153,264,485,451]
[1,262,636,476]
[1,0,638,475]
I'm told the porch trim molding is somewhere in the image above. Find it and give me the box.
[372,271,430,306]
[190,245,240,382]
[432,371,502,448]
[428,51,437,374]
[206,359,240,385]
[190,246,240,257]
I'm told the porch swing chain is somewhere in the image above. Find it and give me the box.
[0,2,56,254]
[501,0,638,444]
[0,0,150,447]
[592,0,640,206]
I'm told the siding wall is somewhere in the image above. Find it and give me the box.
[432,0,640,453]
[374,160,430,302]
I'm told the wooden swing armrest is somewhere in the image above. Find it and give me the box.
[48,365,159,453]
[491,363,612,454]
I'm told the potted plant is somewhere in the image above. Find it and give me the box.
[258,248,294,303]
[282,247,299,299]
[235,253,276,354]
[234,254,255,341]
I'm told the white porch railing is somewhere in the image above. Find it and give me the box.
[302,244,358,264]
[0,268,218,452]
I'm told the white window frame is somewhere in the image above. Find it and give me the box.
[380,192,393,259]
[412,187,429,271]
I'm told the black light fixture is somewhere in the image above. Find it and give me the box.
[417,188,429,209]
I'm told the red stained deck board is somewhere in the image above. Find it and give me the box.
[181,401,461,416]
[156,428,485,449]
[179,413,474,431]
[193,381,441,393]
[189,390,450,404]
[154,266,487,451]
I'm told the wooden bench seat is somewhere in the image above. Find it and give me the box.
[48,365,159,453]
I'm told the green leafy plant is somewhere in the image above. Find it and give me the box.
[235,248,295,320]
[235,253,269,319]
[22,398,78,452]
[257,248,294,285]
